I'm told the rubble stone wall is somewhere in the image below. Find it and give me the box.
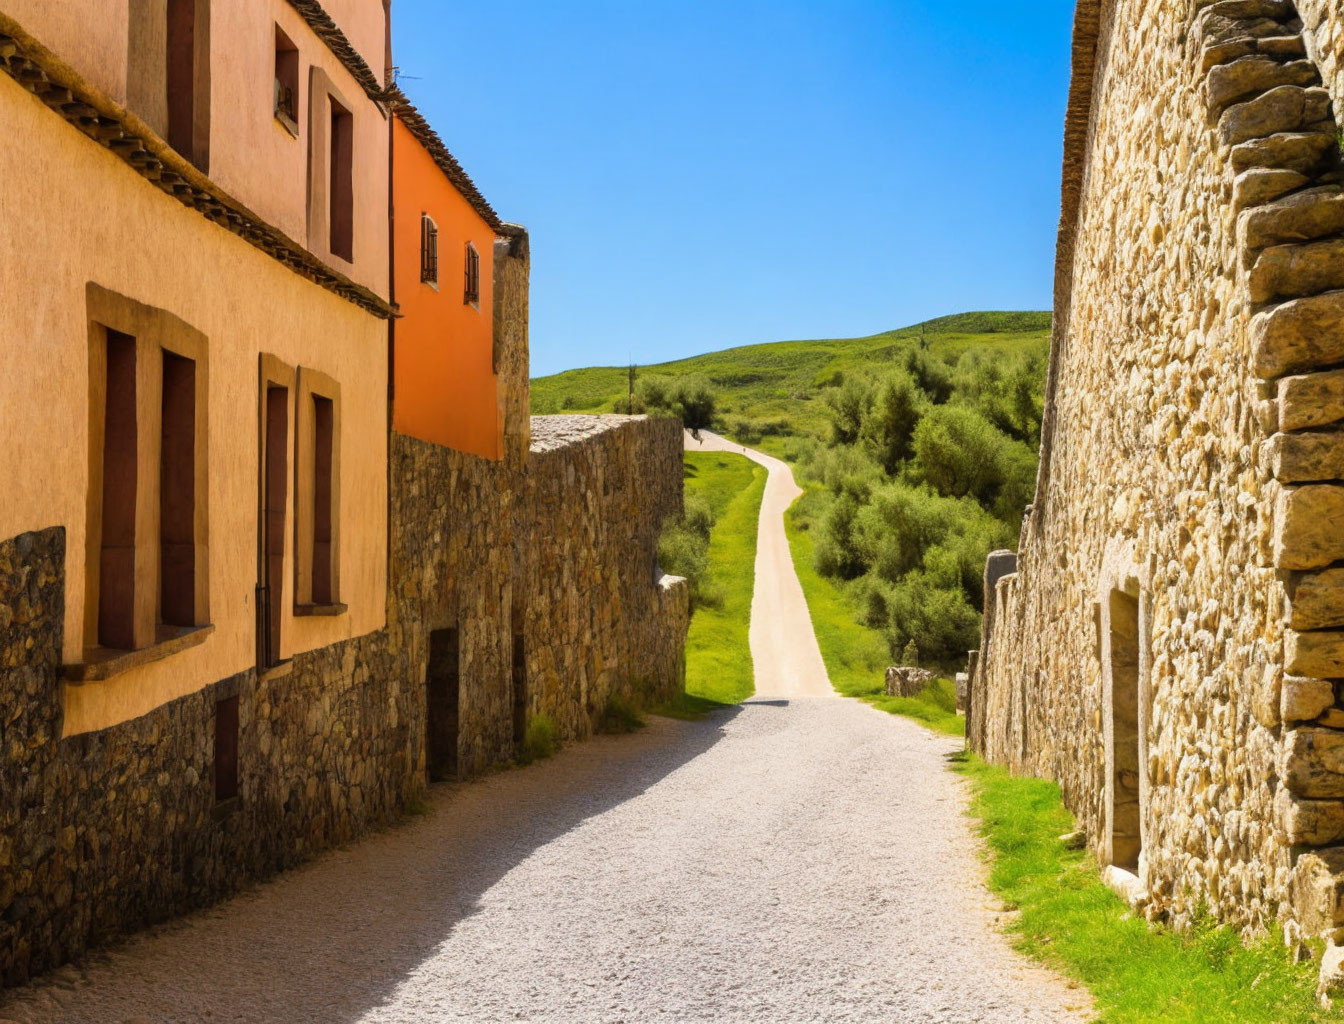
[0,416,688,985]
[971,0,1344,946]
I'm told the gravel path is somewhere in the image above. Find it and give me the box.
[0,435,1091,1023]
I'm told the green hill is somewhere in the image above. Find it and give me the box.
[534,311,1052,671]
[531,311,1051,452]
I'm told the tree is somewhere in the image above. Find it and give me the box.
[826,377,871,445]
[860,370,923,475]
[672,378,717,434]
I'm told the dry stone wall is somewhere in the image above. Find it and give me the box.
[971,0,1344,959]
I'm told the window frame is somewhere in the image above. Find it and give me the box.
[76,284,212,679]
[464,241,480,307]
[421,213,439,287]
[293,367,345,616]
[273,23,300,137]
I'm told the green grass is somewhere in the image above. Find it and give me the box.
[531,311,1050,451]
[783,492,964,735]
[955,753,1329,1023]
[680,450,766,705]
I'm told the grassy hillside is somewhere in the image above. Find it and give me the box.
[532,311,1050,455]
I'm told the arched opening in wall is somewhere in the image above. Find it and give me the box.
[1106,588,1143,873]
[426,627,460,781]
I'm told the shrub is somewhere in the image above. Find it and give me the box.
[683,494,715,541]
[596,694,646,734]
[518,713,560,764]
[826,376,872,445]
[860,370,924,474]
[901,639,919,667]
[910,405,1008,503]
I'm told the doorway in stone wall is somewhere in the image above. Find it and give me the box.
[1105,588,1143,873]
[426,627,460,781]
[512,632,527,748]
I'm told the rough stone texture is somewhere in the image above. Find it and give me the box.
[883,666,936,698]
[969,0,1344,955]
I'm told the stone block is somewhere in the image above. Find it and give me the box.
[1250,237,1344,305]
[885,666,935,698]
[1288,631,1344,677]
[1208,57,1320,119]
[1292,571,1344,630]
[1284,676,1338,720]
[1283,729,1344,798]
[1220,85,1330,147]
[1277,787,1344,845]
[1239,187,1344,252]
[1233,167,1311,212]
[1275,485,1344,569]
[1266,429,1344,481]
[1290,845,1344,934]
[1201,0,1296,21]
[1231,131,1336,175]
[1277,368,1344,431]
[1253,291,1344,378]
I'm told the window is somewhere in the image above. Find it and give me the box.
[464,242,480,305]
[165,0,209,169]
[274,25,299,135]
[420,214,439,285]
[98,331,138,650]
[160,350,197,627]
[329,97,354,261]
[82,285,211,672]
[294,368,343,614]
[257,356,294,671]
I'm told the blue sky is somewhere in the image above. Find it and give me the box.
[392,1,1076,377]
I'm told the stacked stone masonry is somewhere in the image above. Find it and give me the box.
[970,0,1344,971]
[0,415,688,985]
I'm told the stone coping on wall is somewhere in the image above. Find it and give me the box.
[0,12,396,321]
[529,414,657,453]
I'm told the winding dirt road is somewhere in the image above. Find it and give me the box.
[688,431,833,699]
[0,434,1090,1023]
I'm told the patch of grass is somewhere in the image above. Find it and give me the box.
[784,492,963,736]
[517,713,560,765]
[596,694,647,734]
[650,692,735,721]
[955,753,1330,1023]
[681,450,766,704]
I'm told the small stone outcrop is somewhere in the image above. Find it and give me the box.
[884,666,935,698]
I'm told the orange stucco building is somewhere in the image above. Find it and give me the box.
[390,94,505,459]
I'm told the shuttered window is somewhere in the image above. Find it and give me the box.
[420,214,438,284]
[464,242,480,305]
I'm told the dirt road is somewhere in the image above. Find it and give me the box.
[686,430,832,699]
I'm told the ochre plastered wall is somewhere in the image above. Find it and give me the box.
[9,0,389,299]
[0,71,387,736]
[391,115,501,459]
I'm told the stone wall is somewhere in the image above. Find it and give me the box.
[0,415,688,985]
[971,0,1344,955]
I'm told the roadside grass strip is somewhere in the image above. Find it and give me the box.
[679,450,766,707]
[955,754,1330,1023]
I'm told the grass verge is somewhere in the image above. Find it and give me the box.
[954,752,1329,1023]
[677,450,766,706]
[784,495,963,735]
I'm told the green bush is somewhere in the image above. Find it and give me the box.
[683,494,715,540]
[860,370,924,474]
[518,713,560,764]
[596,694,647,734]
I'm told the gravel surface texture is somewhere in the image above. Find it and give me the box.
[1,433,1090,1023]
[0,704,1090,1024]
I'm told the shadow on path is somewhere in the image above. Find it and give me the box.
[0,709,740,1024]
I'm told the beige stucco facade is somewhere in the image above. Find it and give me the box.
[0,1,391,734]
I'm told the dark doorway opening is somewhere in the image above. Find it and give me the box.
[426,627,460,781]
[1107,589,1142,872]
[512,632,527,747]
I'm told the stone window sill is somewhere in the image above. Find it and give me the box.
[64,623,215,682]
[274,109,299,138]
[294,602,348,617]
[259,658,294,682]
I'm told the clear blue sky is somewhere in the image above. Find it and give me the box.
[392,0,1075,377]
